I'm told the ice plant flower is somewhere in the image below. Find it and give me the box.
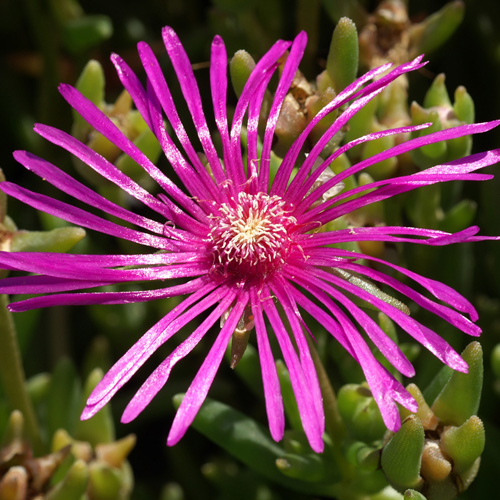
[0,27,499,454]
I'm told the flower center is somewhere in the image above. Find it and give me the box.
[209,192,297,281]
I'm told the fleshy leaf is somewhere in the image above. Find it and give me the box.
[431,342,483,426]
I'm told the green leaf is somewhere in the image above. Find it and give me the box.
[75,368,115,445]
[230,50,256,98]
[410,1,465,56]
[381,416,425,491]
[10,227,86,253]
[47,358,81,437]
[440,416,485,475]
[62,15,113,54]
[172,395,337,496]
[431,342,483,426]
[46,459,89,500]
[327,17,359,94]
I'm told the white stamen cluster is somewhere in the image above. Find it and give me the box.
[209,192,296,279]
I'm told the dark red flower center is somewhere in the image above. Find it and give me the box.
[208,192,297,282]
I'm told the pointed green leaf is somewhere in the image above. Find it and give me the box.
[11,227,85,253]
[46,459,89,500]
[440,416,485,474]
[172,395,337,496]
[431,342,483,426]
[230,50,256,98]
[410,1,464,56]
[381,416,425,491]
[47,358,81,437]
[327,17,359,94]
[62,15,113,54]
[423,74,451,109]
[75,368,115,445]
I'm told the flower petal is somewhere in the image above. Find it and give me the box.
[167,290,250,445]
[122,287,238,423]
[250,286,285,442]
[82,281,223,418]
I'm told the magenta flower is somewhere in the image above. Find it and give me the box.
[1,27,499,453]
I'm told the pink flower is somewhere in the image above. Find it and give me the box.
[1,28,499,453]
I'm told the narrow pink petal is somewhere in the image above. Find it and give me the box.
[320,247,478,320]
[313,173,492,225]
[285,82,404,202]
[162,27,226,186]
[58,83,208,221]
[0,275,108,296]
[136,41,224,195]
[288,123,432,204]
[288,284,358,360]
[0,249,208,282]
[7,277,208,311]
[246,71,276,194]
[250,286,285,442]
[0,182,177,251]
[311,267,468,373]
[122,287,237,422]
[312,255,481,336]
[109,52,154,130]
[285,273,416,431]
[144,85,219,203]
[32,124,179,223]
[269,277,325,431]
[299,121,500,221]
[302,149,500,223]
[299,225,479,248]
[272,56,426,195]
[167,290,249,445]
[13,150,165,234]
[258,31,308,191]
[285,267,415,377]
[230,39,292,187]
[262,285,324,453]
[82,281,222,417]
[210,36,231,173]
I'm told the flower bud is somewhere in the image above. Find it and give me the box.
[420,440,452,482]
[423,74,452,109]
[453,86,474,124]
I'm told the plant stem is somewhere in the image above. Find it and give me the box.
[0,294,43,453]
